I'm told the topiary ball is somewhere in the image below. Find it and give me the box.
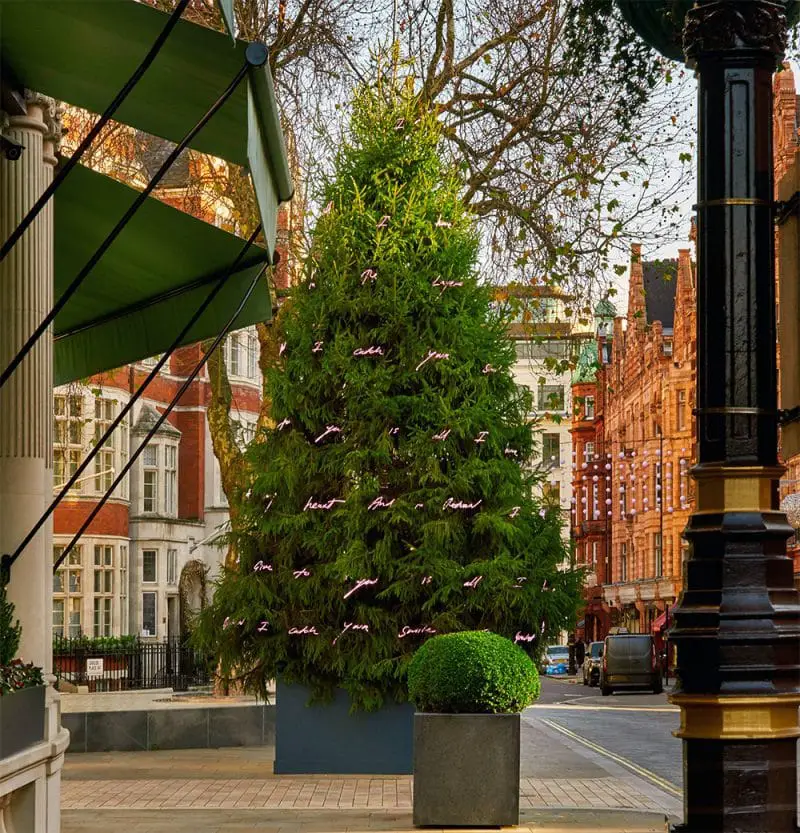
[407,631,540,714]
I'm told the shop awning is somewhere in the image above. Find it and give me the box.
[0,0,294,380]
[651,611,668,632]
[52,164,271,384]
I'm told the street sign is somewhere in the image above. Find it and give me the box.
[86,658,104,678]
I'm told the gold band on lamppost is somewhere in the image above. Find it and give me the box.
[671,694,800,740]
[693,465,784,514]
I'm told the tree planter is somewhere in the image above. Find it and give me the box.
[413,713,520,827]
[0,686,46,759]
[275,681,414,774]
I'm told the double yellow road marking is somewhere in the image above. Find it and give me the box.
[538,717,683,798]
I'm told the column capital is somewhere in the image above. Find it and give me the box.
[684,0,788,60]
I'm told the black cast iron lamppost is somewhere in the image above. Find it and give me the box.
[616,2,800,832]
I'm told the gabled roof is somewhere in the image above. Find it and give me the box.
[132,403,181,438]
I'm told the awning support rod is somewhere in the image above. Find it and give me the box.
[48,259,269,576]
[0,0,192,264]
[0,43,268,393]
[2,224,262,577]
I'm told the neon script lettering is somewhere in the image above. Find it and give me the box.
[443,497,482,511]
[509,506,521,519]
[398,625,437,638]
[332,622,370,645]
[279,342,287,356]
[435,216,453,228]
[288,626,319,636]
[463,575,484,589]
[432,428,451,442]
[504,446,518,457]
[416,350,450,372]
[314,425,342,443]
[421,576,433,585]
[376,215,391,229]
[277,418,291,430]
[367,496,395,511]
[311,341,324,353]
[360,268,378,285]
[514,632,536,643]
[303,496,345,511]
[432,277,464,295]
[389,427,400,436]
[482,364,497,375]
[474,431,489,444]
[293,567,311,579]
[252,561,273,573]
[353,346,385,357]
[343,578,379,600]
[257,621,269,633]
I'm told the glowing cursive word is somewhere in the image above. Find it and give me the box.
[432,428,451,442]
[421,576,433,585]
[253,560,273,573]
[263,494,275,511]
[416,350,450,372]
[343,578,379,600]
[482,364,497,374]
[312,341,324,353]
[353,345,385,357]
[513,576,527,588]
[332,622,370,645]
[293,568,311,579]
[394,118,405,130]
[415,503,425,510]
[376,215,391,229]
[504,446,518,457]
[368,496,395,511]
[435,216,453,228]
[289,626,319,636]
[303,496,345,511]
[474,431,489,444]
[443,497,483,511]
[389,427,400,436]
[509,506,521,519]
[515,632,536,643]
[257,621,270,633]
[277,418,291,430]
[464,575,484,589]
[223,617,245,630]
[279,342,287,356]
[398,625,437,638]
[322,200,334,215]
[432,277,464,296]
[314,425,342,443]
[360,268,378,285]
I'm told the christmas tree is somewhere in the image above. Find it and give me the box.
[195,76,582,709]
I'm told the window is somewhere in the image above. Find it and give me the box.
[93,398,116,493]
[543,481,561,506]
[165,445,177,516]
[591,541,598,570]
[620,542,628,582]
[120,545,129,634]
[591,482,599,520]
[677,390,687,431]
[654,532,663,577]
[142,549,157,583]
[542,433,560,467]
[538,384,565,411]
[585,441,595,463]
[247,330,258,378]
[94,545,113,591]
[167,549,178,586]
[620,482,628,515]
[585,396,595,420]
[142,592,157,637]
[119,413,130,499]
[53,544,83,638]
[226,333,242,376]
[142,444,158,513]
[54,393,84,493]
[93,598,112,637]
[663,340,673,357]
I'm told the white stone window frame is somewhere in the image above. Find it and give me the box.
[142,548,158,584]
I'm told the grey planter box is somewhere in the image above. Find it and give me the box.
[413,712,520,827]
[0,685,46,759]
[275,681,414,774]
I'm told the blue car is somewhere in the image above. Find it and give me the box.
[542,645,570,675]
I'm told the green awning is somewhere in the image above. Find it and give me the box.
[53,164,271,385]
[0,0,292,200]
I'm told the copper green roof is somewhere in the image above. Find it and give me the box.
[572,341,598,384]
[594,299,617,318]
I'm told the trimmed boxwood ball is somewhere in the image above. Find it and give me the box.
[407,631,540,714]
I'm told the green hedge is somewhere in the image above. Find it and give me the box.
[407,631,540,714]
[52,635,137,651]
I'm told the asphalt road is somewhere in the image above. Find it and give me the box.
[526,676,683,792]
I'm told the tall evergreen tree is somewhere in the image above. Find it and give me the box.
[195,77,582,709]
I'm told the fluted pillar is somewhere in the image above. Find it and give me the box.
[0,91,59,671]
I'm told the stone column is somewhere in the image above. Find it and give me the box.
[0,92,60,672]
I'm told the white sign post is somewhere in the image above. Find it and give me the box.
[86,658,104,678]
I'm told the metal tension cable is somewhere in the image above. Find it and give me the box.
[49,261,269,576]
[0,0,192,263]
[3,225,262,577]
[0,43,269,393]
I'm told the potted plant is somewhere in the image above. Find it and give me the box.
[408,631,540,827]
[0,584,45,758]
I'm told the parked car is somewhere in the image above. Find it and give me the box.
[582,641,604,687]
[541,645,569,675]
[600,633,662,696]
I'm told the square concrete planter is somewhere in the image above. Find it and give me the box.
[413,712,520,827]
[0,685,46,759]
[275,681,414,774]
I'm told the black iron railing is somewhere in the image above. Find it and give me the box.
[52,637,211,693]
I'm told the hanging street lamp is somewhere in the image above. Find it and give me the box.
[615,2,800,832]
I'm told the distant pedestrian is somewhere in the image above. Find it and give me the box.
[575,640,586,667]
